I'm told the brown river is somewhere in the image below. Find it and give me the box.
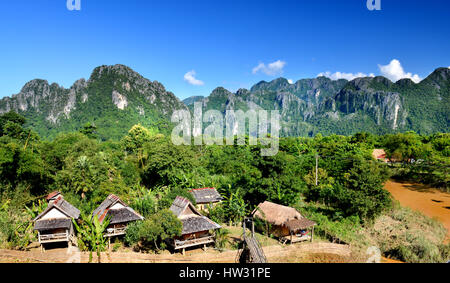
[385,180,450,242]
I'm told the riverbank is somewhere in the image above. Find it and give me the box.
[385,180,450,242]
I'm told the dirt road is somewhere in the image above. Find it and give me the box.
[0,242,353,263]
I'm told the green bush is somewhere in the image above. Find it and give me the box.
[124,209,182,252]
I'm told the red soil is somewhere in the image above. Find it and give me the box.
[385,180,450,242]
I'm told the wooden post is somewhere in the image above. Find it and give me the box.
[251,220,255,237]
[182,248,185,256]
[315,155,319,186]
[311,226,314,242]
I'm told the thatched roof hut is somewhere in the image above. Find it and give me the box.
[34,194,80,231]
[252,201,303,226]
[284,218,317,232]
[93,194,143,225]
[189,188,223,204]
[252,201,316,243]
[170,196,221,236]
[33,193,80,248]
[372,149,387,162]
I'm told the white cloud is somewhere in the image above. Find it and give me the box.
[184,70,204,86]
[288,79,294,84]
[378,59,421,83]
[252,60,286,76]
[317,71,375,81]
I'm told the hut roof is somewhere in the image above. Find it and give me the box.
[189,188,223,204]
[372,149,386,160]
[252,201,303,226]
[170,196,200,217]
[46,191,62,201]
[106,208,144,225]
[170,196,221,235]
[93,194,143,224]
[34,218,72,231]
[283,218,316,232]
[180,216,221,235]
[34,196,80,222]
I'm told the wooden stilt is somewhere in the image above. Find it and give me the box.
[182,248,185,256]
[311,226,314,242]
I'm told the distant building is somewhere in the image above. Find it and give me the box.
[372,149,388,163]
[252,201,316,244]
[169,196,221,254]
[92,194,144,238]
[33,192,80,251]
[189,187,223,210]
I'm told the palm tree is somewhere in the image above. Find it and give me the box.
[214,228,230,252]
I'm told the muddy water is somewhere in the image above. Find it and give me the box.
[385,180,450,241]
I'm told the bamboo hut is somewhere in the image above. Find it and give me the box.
[33,192,80,251]
[169,196,221,254]
[189,187,223,211]
[252,201,316,244]
[92,194,144,238]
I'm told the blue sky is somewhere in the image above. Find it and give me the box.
[0,0,449,100]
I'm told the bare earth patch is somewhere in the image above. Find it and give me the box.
[0,242,353,263]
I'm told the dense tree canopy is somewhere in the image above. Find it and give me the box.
[0,112,448,243]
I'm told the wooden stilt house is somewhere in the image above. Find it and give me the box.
[252,201,316,244]
[33,192,80,250]
[169,196,221,254]
[92,194,144,238]
[189,187,223,211]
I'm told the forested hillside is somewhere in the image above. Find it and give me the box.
[0,111,448,262]
[0,65,186,140]
[0,66,449,141]
[187,68,450,136]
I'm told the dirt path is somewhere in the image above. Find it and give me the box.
[0,242,353,263]
[385,180,450,241]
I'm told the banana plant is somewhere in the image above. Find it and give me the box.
[73,213,110,263]
[25,199,47,219]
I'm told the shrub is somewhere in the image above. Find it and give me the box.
[214,228,230,252]
[124,209,182,252]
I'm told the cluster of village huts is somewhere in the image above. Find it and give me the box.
[33,187,316,253]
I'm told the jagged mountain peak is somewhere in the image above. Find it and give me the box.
[210,87,232,96]
[19,79,52,93]
[395,78,416,87]
[422,67,450,84]
[250,78,291,92]
[236,88,250,96]
[0,64,187,140]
